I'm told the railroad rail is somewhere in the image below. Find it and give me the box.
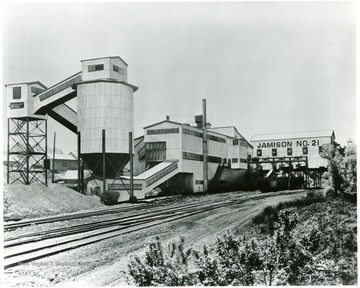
[4,190,307,269]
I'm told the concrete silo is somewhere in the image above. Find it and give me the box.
[76,56,138,178]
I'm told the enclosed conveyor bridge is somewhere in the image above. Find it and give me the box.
[33,72,82,133]
[107,160,180,201]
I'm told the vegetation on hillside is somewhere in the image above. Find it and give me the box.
[128,196,357,286]
[128,140,357,286]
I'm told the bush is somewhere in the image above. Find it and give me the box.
[128,210,325,286]
[128,199,357,286]
[128,236,195,286]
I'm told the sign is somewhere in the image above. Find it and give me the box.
[9,102,24,109]
[256,139,321,149]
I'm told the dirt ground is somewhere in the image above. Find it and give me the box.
[2,190,309,287]
[3,183,104,221]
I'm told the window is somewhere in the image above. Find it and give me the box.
[287,148,293,156]
[303,147,308,155]
[257,149,262,157]
[147,128,179,135]
[13,87,21,99]
[113,65,124,74]
[145,142,166,162]
[272,148,277,156]
[88,64,104,72]
[232,158,238,163]
[233,139,239,145]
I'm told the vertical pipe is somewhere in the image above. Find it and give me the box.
[81,160,85,194]
[52,132,56,183]
[45,120,48,187]
[77,132,81,192]
[102,129,106,194]
[26,118,29,184]
[129,131,134,198]
[7,119,10,184]
[202,99,208,193]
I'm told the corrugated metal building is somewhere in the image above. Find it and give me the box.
[128,117,253,193]
[44,153,78,171]
[250,130,335,169]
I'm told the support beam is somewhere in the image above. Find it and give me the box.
[77,132,81,192]
[7,119,10,184]
[26,118,29,184]
[202,99,208,193]
[129,131,134,198]
[52,132,56,183]
[45,120,48,187]
[102,129,106,194]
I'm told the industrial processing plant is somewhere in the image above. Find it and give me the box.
[5,56,335,203]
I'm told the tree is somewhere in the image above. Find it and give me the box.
[321,140,357,198]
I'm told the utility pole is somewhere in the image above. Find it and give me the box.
[202,99,208,193]
[129,131,134,199]
[52,132,56,183]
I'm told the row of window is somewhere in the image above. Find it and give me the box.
[232,139,248,147]
[88,64,125,74]
[147,128,180,135]
[39,75,82,102]
[113,65,125,74]
[108,183,143,191]
[183,128,226,143]
[88,64,104,72]
[231,158,248,163]
[256,146,323,157]
[146,162,178,186]
[182,152,223,164]
[146,127,227,144]
[31,86,45,95]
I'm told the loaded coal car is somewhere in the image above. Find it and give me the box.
[248,156,308,192]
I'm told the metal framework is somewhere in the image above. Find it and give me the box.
[249,156,310,188]
[7,117,47,185]
[248,156,326,189]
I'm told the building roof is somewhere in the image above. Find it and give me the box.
[144,120,253,146]
[251,130,335,142]
[80,56,128,66]
[5,81,48,89]
[209,126,253,148]
[76,79,138,92]
[47,153,77,160]
[64,169,91,179]
[143,120,183,130]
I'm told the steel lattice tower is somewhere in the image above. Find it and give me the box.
[7,117,47,185]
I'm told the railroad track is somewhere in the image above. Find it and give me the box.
[4,193,253,231]
[3,190,307,269]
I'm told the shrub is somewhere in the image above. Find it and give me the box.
[128,201,357,286]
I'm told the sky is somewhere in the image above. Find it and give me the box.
[1,1,357,155]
